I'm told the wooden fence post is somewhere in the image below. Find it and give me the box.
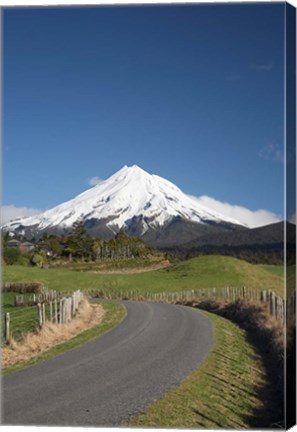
[54,299,58,323]
[5,312,10,344]
[72,294,75,316]
[276,296,284,322]
[67,298,71,322]
[226,287,229,300]
[49,301,53,322]
[37,303,43,328]
[42,303,46,325]
[63,298,67,323]
[269,290,276,317]
[64,299,68,322]
[59,298,63,324]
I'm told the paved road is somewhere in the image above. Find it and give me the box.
[2,301,213,427]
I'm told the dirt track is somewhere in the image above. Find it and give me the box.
[90,261,170,274]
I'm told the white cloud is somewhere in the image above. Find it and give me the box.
[1,205,42,226]
[258,143,284,163]
[190,195,281,228]
[89,176,104,186]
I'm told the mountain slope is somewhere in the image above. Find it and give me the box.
[3,165,245,245]
[172,221,293,264]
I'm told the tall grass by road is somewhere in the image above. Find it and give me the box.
[3,301,126,375]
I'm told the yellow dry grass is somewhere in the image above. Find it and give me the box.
[191,297,285,351]
[2,299,104,367]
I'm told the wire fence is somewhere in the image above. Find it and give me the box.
[2,284,295,345]
[87,286,295,324]
[3,289,83,344]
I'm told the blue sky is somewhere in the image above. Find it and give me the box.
[2,3,286,226]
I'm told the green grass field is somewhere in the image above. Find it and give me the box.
[259,264,295,297]
[3,255,284,297]
[259,264,284,278]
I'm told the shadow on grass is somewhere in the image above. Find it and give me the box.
[200,401,246,429]
[191,408,224,428]
[205,371,259,399]
[242,327,284,429]
[190,299,286,429]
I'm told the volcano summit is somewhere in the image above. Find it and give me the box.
[3,165,245,247]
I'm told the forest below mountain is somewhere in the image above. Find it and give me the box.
[163,222,295,265]
[3,220,294,267]
[2,219,158,268]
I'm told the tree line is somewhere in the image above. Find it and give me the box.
[2,219,156,266]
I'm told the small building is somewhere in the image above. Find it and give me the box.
[7,239,21,249]
[6,239,35,254]
[19,242,35,254]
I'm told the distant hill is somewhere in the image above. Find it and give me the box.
[165,222,295,264]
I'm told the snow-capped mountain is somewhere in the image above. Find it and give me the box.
[3,165,246,246]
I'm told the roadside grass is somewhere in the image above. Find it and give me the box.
[3,255,283,296]
[2,301,126,375]
[128,310,275,429]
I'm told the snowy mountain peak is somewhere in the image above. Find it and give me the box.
[106,164,151,184]
[3,165,245,240]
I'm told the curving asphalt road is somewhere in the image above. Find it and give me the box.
[2,301,213,427]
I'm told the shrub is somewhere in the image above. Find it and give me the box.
[31,253,46,267]
[18,255,30,266]
[3,281,44,293]
[3,247,22,265]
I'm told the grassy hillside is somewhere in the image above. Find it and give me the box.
[259,263,295,297]
[259,264,284,278]
[3,255,283,296]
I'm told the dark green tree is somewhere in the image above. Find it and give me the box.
[3,247,22,265]
[46,235,60,256]
[65,218,93,259]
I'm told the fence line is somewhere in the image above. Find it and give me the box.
[37,289,83,328]
[14,286,62,307]
[3,290,84,344]
[87,286,295,324]
[2,286,295,344]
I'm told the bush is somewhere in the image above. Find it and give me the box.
[3,281,44,293]
[3,248,22,265]
[18,255,30,266]
[31,253,45,267]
